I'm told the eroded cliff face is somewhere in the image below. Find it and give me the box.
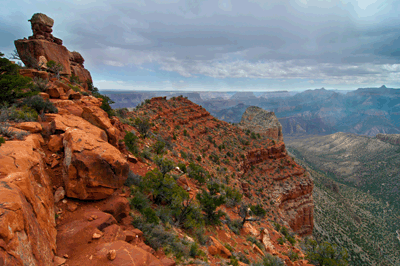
[239,107,314,236]
[240,143,314,236]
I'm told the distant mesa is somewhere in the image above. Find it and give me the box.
[14,13,92,89]
[239,106,283,141]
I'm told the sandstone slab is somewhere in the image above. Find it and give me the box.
[47,113,107,142]
[62,128,129,200]
[0,138,56,266]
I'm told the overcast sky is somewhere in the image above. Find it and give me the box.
[1,0,400,91]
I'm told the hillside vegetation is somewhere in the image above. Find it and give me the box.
[287,134,400,265]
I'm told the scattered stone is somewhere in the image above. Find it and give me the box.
[39,92,50,100]
[107,249,117,261]
[66,202,78,212]
[53,256,66,265]
[62,199,67,204]
[63,254,69,258]
[126,154,138,163]
[92,232,103,239]
[88,215,98,221]
[54,187,65,203]
[48,135,63,152]
[209,236,231,258]
[101,195,130,222]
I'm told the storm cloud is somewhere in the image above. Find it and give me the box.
[1,0,400,90]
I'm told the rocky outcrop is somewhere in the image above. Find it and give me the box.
[241,143,314,236]
[63,128,129,200]
[239,106,284,141]
[376,133,400,145]
[82,105,122,146]
[15,13,92,87]
[47,113,108,142]
[0,135,56,266]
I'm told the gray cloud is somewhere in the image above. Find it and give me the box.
[1,0,400,87]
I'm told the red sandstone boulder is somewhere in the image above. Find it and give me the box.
[15,39,71,75]
[48,134,63,152]
[0,136,56,266]
[82,106,121,146]
[15,122,42,133]
[66,89,82,100]
[62,128,129,200]
[46,113,108,142]
[46,86,65,99]
[100,195,130,222]
[50,100,84,117]
[39,92,50,100]
[209,236,231,258]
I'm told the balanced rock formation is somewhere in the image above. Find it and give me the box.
[239,106,284,142]
[15,13,92,87]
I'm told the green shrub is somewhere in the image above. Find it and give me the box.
[225,187,242,207]
[130,191,151,211]
[131,215,190,259]
[154,156,175,176]
[196,184,226,225]
[0,136,5,146]
[303,239,349,266]
[1,105,38,122]
[180,150,187,159]
[142,207,159,224]
[277,237,285,245]
[252,253,285,266]
[124,170,142,187]
[69,73,81,84]
[226,217,242,235]
[0,122,29,140]
[46,60,63,79]
[32,77,49,91]
[209,153,220,164]
[177,162,187,173]
[22,95,58,114]
[152,140,166,154]
[87,81,115,117]
[115,108,129,118]
[250,204,266,218]
[0,53,36,105]
[124,131,139,155]
[187,162,209,185]
[140,148,153,161]
[134,117,151,138]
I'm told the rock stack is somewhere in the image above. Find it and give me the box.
[14,13,92,89]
